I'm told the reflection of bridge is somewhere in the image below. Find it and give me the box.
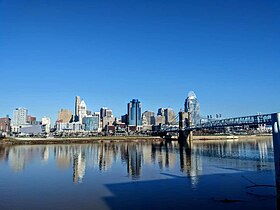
[160,112,280,195]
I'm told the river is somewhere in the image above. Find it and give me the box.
[0,138,276,209]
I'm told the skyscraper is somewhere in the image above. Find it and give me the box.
[78,99,87,123]
[164,108,176,125]
[142,111,155,125]
[100,107,108,119]
[155,115,164,125]
[75,96,81,122]
[184,91,200,126]
[12,108,28,126]
[58,109,72,123]
[128,99,142,126]
[157,108,165,116]
[100,107,112,119]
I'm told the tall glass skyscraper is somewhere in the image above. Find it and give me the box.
[128,99,142,126]
[184,91,200,126]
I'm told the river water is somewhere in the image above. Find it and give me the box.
[0,138,276,210]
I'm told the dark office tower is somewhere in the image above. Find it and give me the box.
[157,108,165,116]
[75,96,80,122]
[128,99,142,126]
[100,107,108,119]
[184,91,200,126]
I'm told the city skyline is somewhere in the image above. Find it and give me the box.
[2,88,280,126]
[10,96,182,125]
[1,0,279,122]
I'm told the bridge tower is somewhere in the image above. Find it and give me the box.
[178,110,192,144]
[272,113,280,195]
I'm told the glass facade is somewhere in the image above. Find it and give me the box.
[83,116,99,131]
[184,91,200,126]
[128,99,142,126]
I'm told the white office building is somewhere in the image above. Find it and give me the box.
[78,99,87,123]
[42,117,51,133]
[12,108,28,126]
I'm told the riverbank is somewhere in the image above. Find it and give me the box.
[0,134,272,145]
[0,136,164,145]
[193,134,272,141]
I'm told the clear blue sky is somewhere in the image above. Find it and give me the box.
[0,0,279,123]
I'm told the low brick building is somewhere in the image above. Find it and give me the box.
[0,117,11,133]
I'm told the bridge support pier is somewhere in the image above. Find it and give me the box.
[178,111,192,145]
[178,130,192,148]
[272,113,280,195]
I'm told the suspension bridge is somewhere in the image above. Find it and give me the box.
[155,111,274,140]
[156,111,280,194]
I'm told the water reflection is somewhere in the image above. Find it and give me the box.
[0,139,274,184]
[73,152,86,183]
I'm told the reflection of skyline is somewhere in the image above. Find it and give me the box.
[124,144,142,179]
[42,147,49,162]
[0,139,273,183]
[55,146,71,169]
[73,152,86,184]
[6,146,42,172]
[0,145,8,162]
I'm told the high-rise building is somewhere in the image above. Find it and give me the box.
[156,108,176,125]
[100,107,112,119]
[121,114,128,125]
[75,96,80,121]
[102,116,114,129]
[58,109,72,123]
[184,91,200,126]
[164,108,176,125]
[100,108,113,129]
[142,111,155,125]
[155,115,164,125]
[157,108,165,116]
[128,99,142,126]
[105,109,112,118]
[12,108,28,126]
[93,112,101,130]
[100,107,108,119]
[42,117,51,133]
[78,99,87,123]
